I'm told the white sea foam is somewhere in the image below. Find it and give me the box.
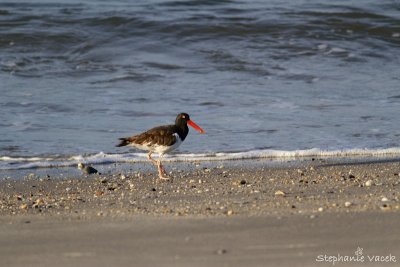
[1,148,400,170]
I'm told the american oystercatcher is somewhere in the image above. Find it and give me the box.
[116,113,205,180]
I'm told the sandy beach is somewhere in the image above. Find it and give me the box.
[1,158,399,266]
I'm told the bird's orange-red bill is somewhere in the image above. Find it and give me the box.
[188,120,205,134]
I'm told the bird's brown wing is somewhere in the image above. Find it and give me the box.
[117,125,177,147]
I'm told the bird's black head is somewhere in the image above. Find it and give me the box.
[175,113,205,134]
[175,113,190,125]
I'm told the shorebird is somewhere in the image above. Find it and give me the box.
[77,163,99,175]
[116,113,205,180]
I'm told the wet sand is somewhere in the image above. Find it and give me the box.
[0,159,399,266]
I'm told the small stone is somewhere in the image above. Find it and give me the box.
[365,180,373,187]
[227,210,233,216]
[216,249,227,255]
[349,174,355,179]
[318,207,324,212]
[120,174,126,180]
[95,191,104,197]
[108,183,118,191]
[240,180,246,185]
[35,198,44,205]
[274,190,286,197]
[344,201,352,207]
[20,204,28,210]
[381,197,389,202]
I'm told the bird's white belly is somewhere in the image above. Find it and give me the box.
[128,133,182,155]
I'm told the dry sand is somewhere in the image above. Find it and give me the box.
[0,158,399,266]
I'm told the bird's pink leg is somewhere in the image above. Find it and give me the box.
[147,152,157,165]
[157,154,170,180]
[157,163,170,180]
[148,152,169,180]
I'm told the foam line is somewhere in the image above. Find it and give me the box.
[1,148,400,170]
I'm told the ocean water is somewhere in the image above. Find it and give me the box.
[1,0,400,170]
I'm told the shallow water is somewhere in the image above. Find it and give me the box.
[1,0,400,169]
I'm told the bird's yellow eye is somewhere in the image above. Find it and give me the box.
[181,115,186,119]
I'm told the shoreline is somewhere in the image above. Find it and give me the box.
[2,153,400,180]
[1,158,399,266]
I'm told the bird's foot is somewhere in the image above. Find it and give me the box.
[158,173,171,180]
[158,164,171,180]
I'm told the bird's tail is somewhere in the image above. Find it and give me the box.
[116,138,131,147]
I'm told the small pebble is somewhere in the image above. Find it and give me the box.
[216,249,227,255]
[344,201,352,207]
[365,180,373,187]
[381,197,389,202]
[95,191,104,197]
[381,204,391,211]
[274,190,286,197]
[35,198,44,205]
[318,207,324,212]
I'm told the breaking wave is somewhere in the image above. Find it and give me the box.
[1,147,400,170]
